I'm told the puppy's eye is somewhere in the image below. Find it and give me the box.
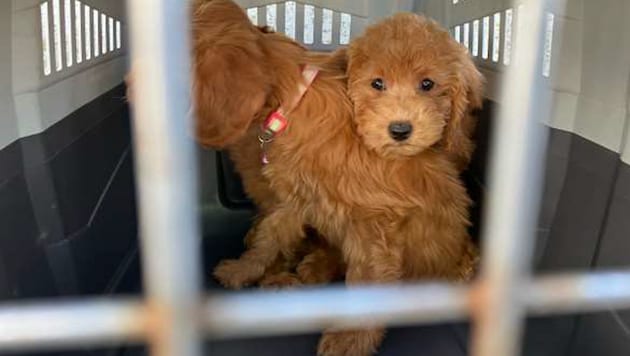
[371,78,386,91]
[420,79,435,92]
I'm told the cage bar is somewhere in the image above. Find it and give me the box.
[202,271,630,339]
[4,0,630,355]
[472,1,551,356]
[126,0,202,355]
[526,270,630,315]
[201,271,630,339]
[204,284,470,338]
[2,270,630,351]
[0,300,146,351]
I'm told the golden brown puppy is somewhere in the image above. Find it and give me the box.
[124,0,344,288]
[192,0,346,287]
[201,3,484,355]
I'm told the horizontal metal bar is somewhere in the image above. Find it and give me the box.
[204,271,630,339]
[527,270,630,316]
[0,299,146,351]
[1,270,630,352]
[203,284,471,339]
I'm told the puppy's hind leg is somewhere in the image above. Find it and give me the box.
[296,243,345,285]
[318,225,403,356]
[317,261,388,356]
[214,207,305,289]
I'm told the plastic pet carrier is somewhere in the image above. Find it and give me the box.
[0,0,629,355]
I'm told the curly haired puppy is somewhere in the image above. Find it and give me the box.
[199,4,483,355]
[191,0,347,287]
[124,0,345,287]
[189,1,483,354]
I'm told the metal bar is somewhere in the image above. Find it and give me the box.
[203,284,471,339]
[472,0,553,355]
[527,271,630,316]
[203,271,630,340]
[126,0,202,355]
[0,0,621,354]
[0,299,146,351]
[1,271,630,351]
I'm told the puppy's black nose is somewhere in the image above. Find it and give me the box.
[388,121,413,141]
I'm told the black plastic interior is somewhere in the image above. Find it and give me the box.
[217,152,254,209]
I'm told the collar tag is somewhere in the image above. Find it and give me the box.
[259,65,319,165]
[263,111,289,137]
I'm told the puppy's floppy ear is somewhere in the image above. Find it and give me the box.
[443,53,484,170]
[192,0,272,148]
[328,47,349,73]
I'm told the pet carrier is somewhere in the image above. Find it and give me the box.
[0,0,629,355]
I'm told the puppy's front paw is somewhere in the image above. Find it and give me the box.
[213,259,264,289]
[317,330,383,356]
[258,272,302,290]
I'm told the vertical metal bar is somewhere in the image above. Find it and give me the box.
[472,1,551,356]
[126,1,202,356]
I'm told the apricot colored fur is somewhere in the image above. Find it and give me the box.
[190,0,347,288]
[182,1,483,354]
[124,1,341,287]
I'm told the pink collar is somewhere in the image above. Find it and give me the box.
[259,65,319,164]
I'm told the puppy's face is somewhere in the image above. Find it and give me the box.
[347,13,482,160]
[349,60,451,158]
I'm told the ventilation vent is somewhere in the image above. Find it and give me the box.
[246,2,354,48]
[482,16,490,60]
[492,12,501,63]
[472,19,480,57]
[40,0,124,76]
[451,6,556,77]
[542,13,555,77]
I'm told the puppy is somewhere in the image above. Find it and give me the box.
[200,4,483,355]
[193,0,346,287]
[126,1,481,353]
[124,0,344,288]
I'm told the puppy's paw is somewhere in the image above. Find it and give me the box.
[317,330,383,356]
[258,272,302,290]
[453,242,480,283]
[213,259,264,289]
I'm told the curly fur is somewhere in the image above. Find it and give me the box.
[145,1,485,354]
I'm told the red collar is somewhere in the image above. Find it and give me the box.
[259,65,319,164]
